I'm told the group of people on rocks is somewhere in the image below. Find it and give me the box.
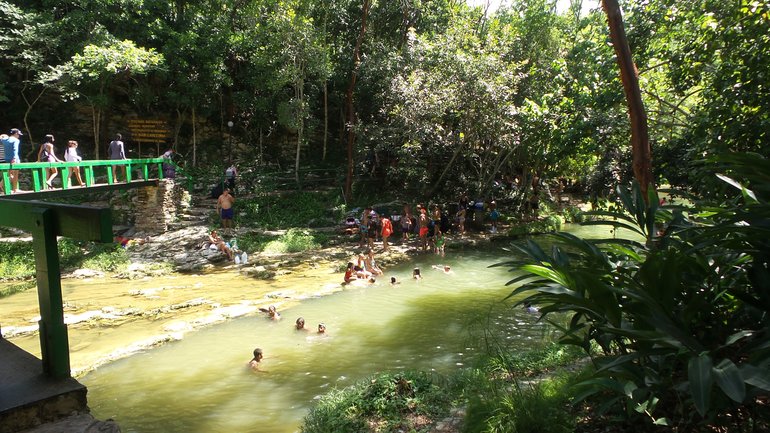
[248,306,327,371]
[351,197,501,255]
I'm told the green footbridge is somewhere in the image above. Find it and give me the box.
[0,157,185,195]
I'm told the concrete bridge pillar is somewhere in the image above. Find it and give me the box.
[134,180,188,235]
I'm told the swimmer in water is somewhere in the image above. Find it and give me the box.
[413,267,422,279]
[248,348,263,371]
[432,264,452,273]
[268,305,281,320]
[317,323,327,334]
[524,302,539,314]
[295,317,308,331]
[390,276,400,285]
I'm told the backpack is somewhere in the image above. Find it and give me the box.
[39,145,49,162]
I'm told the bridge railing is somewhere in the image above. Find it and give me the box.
[0,158,188,195]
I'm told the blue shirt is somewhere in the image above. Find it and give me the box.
[2,136,20,162]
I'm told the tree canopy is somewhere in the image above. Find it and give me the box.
[1,0,768,200]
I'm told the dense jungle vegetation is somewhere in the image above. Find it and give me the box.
[2,0,767,203]
[2,0,769,431]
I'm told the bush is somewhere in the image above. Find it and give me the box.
[263,228,321,253]
[504,155,770,431]
[464,375,576,433]
[507,215,563,236]
[301,371,452,433]
[237,190,344,229]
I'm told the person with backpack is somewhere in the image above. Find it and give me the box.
[108,133,127,182]
[2,128,23,193]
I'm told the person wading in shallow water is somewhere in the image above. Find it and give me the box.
[248,348,264,371]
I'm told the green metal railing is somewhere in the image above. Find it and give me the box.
[0,158,183,195]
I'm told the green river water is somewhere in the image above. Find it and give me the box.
[81,251,542,432]
[79,225,622,433]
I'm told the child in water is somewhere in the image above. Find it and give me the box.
[413,267,422,279]
[248,348,263,371]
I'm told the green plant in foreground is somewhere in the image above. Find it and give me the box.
[501,154,770,431]
[463,374,575,433]
[301,371,452,433]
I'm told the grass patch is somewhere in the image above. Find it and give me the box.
[236,229,330,254]
[301,371,453,433]
[463,373,576,433]
[0,239,130,282]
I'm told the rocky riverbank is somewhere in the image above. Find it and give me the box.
[0,206,508,379]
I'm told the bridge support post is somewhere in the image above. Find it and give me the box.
[30,208,70,379]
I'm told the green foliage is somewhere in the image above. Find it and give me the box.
[0,241,36,280]
[463,375,576,433]
[502,157,770,430]
[0,280,36,299]
[507,215,563,237]
[301,371,452,433]
[0,239,129,282]
[237,190,344,229]
[453,343,584,433]
[263,228,321,253]
[79,244,130,272]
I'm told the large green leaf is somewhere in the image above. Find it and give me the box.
[713,359,745,403]
[740,364,770,392]
[688,353,713,417]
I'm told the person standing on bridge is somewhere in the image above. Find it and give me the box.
[65,140,84,187]
[108,133,127,182]
[2,128,23,193]
[37,134,62,189]
[216,187,236,230]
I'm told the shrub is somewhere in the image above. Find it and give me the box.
[301,371,452,433]
[237,190,344,229]
[507,215,563,236]
[263,228,321,253]
[503,155,770,431]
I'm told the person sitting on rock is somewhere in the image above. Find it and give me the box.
[208,230,233,261]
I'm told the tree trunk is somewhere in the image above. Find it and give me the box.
[295,63,304,188]
[344,0,371,201]
[192,106,197,167]
[323,80,328,161]
[602,0,653,199]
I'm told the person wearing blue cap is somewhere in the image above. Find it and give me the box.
[2,129,23,193]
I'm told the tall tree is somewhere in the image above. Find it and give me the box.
[344,0,371,201]
[602,0,652,197]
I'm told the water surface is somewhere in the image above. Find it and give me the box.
[82,250,549,433]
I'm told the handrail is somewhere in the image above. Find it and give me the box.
[0,158,180,195]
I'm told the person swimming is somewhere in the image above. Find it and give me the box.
[390,276,400,285]
[413,267,422,279]
[295,317,308,331]
[267,305,281,320]
[317,323,327,334]
[524,302,539,314]
[248,347,263,370]
[432,265,452,273]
